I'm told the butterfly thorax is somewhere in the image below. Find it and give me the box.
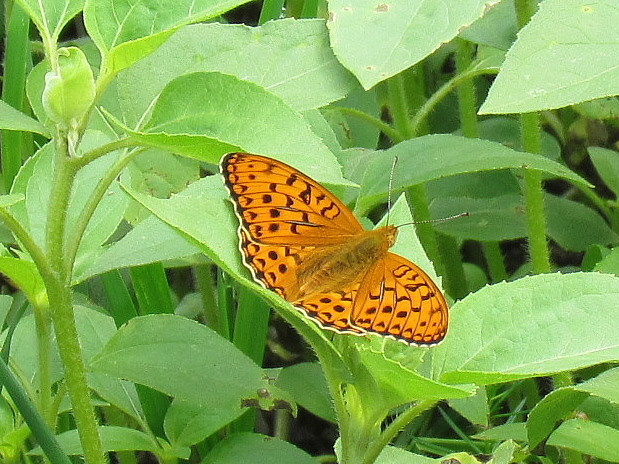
[291,226,398,302]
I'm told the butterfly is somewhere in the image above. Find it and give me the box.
[221,153,448,346]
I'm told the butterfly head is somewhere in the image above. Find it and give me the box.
[384,225,398,248]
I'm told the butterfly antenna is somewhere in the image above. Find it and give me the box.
[396,212,470,229]
[386,156,398,226]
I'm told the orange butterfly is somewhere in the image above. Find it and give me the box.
[221,153,448,346]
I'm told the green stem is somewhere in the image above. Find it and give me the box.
[330,107,401,143]
[0,208,52,281]
[71,137,138,170]
[514,0,550,274]
[455,39,479,139]
[405,185,444,275]
[46,135,107,464]
[65,147,144,281]
[437,234,467,299]
[521,115,551,273]
[387,73,444,273]
[410,66,499,137]
[387,73,414,141]
[483,242,508,282]
[0,357,72,464]
[363,400,437,464]
[34,307,54,426]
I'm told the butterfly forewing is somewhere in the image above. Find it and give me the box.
[221,152,449,346]
[222,153,363,246]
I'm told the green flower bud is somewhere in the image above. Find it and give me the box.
[42,47,95,129]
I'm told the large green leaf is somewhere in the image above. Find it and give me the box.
[84,0,252,74]
[356,134,589,214]
[116,19,356,127]
[327,0,499,89]
[435,272,619,384]
[90,314,269,405]
[481,0,619,114]
[131,72,349,185]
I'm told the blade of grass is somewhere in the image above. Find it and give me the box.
[2,3,33,192]
[129,263,174,437]
[259,0,286,24]
[100,270,138,328]
[0,356,72,464]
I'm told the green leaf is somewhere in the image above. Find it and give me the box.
[83,0,251,74]
[480,0,619,114]
[164,398,244,448]
[595,246,619,276]
[275,363,336,423]
[10,133,127,256]
[473,422,527,442]
[15,0,83,41]
[374,446,440,464]
[11,305,117,386]
[356,134,589,214]
[75,215,200,284]
[432,193,618,251]
[449,387,489,427]
[327,0,499,89]
[459,0,517,51]
[356,346,475,408]
[132,72,347,185]
[547,418,619,462]
[0,100,50,136]
[545,194,618,252]
[526,388,589,449]
[527,366,619,448]
[0,258,47,308]
[88,373,146,426]
[576,366,619,403]
[117,20,356,127]
[589,146,619,198]
[29,426,159,455]
[202,432,316,464]
[574,97,619,120]
[435,272,619,385]
[90,314,265,404]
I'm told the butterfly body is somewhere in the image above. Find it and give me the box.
[221,153,448,346]
[293,226,396,301]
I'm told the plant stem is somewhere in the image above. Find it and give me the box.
[46,135,107,464]
[65,147,144,281]
[410,66,499,137]
[331,107,401,143]
[387,73,415,141]
[363,400,437,464]
[34,307,54,425]
[0,357,72,464]
[483,242,508,282]
[515,0,550,274]
[520,104,550,273]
